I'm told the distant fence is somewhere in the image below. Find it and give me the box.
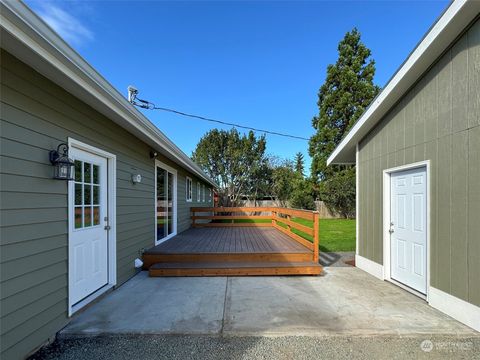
[239,200,345,219]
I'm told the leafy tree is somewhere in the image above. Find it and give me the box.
[270,158,316,210]
[319,168,356,218]
[309,28,379,217]
[271,160,296,207]
[294,152,305,177]
[290,177,316,210]
[309,27,379,181]
[192,128,267,206]
[245,158,273,204]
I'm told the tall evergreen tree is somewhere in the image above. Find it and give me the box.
[294,152,305,177]
[309,28,379,218]
[309,28,379,181]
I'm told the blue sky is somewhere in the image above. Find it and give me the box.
[27,0,449,172]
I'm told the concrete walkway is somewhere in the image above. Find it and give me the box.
[61,267,476,338]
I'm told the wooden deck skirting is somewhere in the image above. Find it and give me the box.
[191,206,320,263]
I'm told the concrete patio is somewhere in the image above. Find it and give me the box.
[61,267,477,338]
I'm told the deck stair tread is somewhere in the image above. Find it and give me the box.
[150,261,321,269]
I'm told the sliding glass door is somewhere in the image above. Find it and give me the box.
[156,161,177,244]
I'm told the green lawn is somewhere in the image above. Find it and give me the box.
[218,217,355,252]
[290,218,355,253]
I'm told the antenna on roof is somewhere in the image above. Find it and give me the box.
[127,86,153,109]
[127,85,138,104]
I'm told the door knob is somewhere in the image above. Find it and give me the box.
[104,225,111,231]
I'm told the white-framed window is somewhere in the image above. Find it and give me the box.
[202,184,205,202]
[186,177,192,202]
[209,188,212,202]
[197,182,201,202]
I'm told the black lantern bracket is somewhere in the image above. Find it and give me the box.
[49,143,75,180]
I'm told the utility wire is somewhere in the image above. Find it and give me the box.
[129,89,309,141]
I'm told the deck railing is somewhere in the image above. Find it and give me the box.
[191,207,320,262]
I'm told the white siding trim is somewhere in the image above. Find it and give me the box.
[429,287,480,332]
[355,143,359,255]
[355,255,384,280]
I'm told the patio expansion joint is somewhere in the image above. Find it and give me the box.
[220,277,229,335]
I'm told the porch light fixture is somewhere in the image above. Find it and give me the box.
[49,143,75,180]
[131,174,142,184]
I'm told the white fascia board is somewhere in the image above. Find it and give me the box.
[0,0,217,188]
[327,0,479,165]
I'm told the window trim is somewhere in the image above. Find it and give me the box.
[197,182,201,202]
[155,160,178,245]
[186,176,192,202]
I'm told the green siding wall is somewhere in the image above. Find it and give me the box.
[0,50,213,360]
[357,18,480,307]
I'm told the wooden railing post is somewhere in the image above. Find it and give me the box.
[286,213,291,233]
[272,209,276,227]
[313,211,319,262]
[192,208,196,228]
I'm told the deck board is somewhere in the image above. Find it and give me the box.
[146,227,311,255]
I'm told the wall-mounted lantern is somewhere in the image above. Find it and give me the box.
[49,143,75,180]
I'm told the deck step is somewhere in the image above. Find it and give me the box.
[148,261,322,277]
[142,252,313,269]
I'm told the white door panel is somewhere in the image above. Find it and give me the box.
[390,167,427,294]
[70,147,109,305]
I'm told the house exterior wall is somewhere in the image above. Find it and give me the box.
[357,18,479,307]
[0,50,213,360]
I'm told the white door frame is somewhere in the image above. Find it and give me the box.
[382,160,430,301]
[154,159,177,245]
[68,138,117,316]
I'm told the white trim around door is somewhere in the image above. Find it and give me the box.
[382,160,430,301]
[67,138,116,316]
[355,143,359,256]
[154,160,178,245]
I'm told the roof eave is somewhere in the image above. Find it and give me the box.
[327,0,479,166]
[0,0,218,188]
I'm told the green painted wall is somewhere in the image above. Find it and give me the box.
[0,50,212,360]
[357,18,479,307]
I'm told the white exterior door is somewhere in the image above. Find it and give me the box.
[390,167,427,294]
[70,147,109,305]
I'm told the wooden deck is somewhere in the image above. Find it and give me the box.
[143,207,322,277]
[147,227,311,254]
